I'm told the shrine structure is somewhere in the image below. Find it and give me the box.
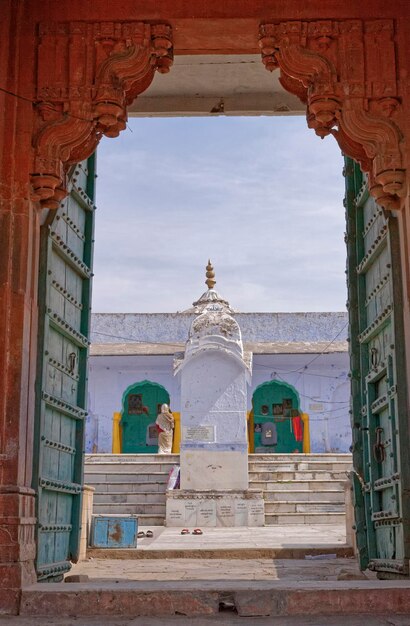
[167,262,264,527]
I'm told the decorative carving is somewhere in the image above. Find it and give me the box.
[31,22,173,208]
[259,20,406,210]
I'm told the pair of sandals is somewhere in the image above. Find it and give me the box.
[137,530,153,538]
[181,528,203,535]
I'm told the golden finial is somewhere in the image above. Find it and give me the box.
[205,259,216,289]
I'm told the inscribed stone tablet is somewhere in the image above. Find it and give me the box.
[168,503,185,522]
[248,500,265,526]
[197,501,217,526]
[216,500,235,527]
[183,425,215,443]
[185,501,197,525]
[234,500,248,526]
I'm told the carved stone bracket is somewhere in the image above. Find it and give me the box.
[259,20,406,210]
[31,22,173,208]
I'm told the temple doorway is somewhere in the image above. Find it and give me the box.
[120,381,170,453]
[251,380,308,454]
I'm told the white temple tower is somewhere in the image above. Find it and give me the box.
[166,262,264,527]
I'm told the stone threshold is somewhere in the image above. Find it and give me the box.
[86,545,353,560]
[20,579,410,618]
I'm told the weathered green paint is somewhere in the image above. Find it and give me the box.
[121,380,170,453]
[252,380,303,453]
[33,157,96,581]
[344,157,410,578]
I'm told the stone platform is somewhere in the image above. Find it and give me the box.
[19,578,410,618]
[87,523,351,559]
[166,490,265,527]
[2,616,410,625]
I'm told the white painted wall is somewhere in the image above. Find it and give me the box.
[91,312,348,344]
[86,350,350,453]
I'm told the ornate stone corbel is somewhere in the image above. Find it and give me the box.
[31,22,173,208]
[259,20,406,210]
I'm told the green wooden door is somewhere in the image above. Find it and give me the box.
[252,380,303,453]
[345,157,410,577]
[33,157,96,581]
[121,381,170,453]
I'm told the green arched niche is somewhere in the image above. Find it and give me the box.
[120,380,170,453]
[252,379,303,453]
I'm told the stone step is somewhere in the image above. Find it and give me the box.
[250,453,352,461]
[264,501,345,514]
[85,459,351,471]
[250,479,345,491]
[86,470,347,482]
[85,453,351,462]
[129,513,165,526]
[263,490,344,502]
[249,470,348,480]
[90,482,168,494]
[85,462,177,473]
[265,511,345,525]
[248,462,352,471]
[92,502,166,516]
[84,471,170,483]
[94,492,166,504]
[22,578,410,619]
[86,454,179,463]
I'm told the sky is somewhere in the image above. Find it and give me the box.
[92,115,347,313]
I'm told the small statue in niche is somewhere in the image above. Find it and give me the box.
[155,403,174,454]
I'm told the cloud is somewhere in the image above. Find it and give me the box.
[92,116,347,313]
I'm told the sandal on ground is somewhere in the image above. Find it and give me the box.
[193,528,203,535]
[145,530,154,538]
[137,531,145,538]
[180,528,190,535]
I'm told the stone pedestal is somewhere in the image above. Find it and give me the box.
[79,485,95,561]
[173,275,254,526]
[180,448,249,491]
[166,490,265,527]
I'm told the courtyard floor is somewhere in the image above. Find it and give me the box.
[86,523,350,559]
[12,525,410,624]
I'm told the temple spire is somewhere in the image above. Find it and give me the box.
[205,259,216,289]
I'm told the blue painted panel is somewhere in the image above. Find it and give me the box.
[91,516,138,548]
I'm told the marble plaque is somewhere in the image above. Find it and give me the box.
[166,491,265,527]
[216,500,235,527]
[197,500,217,526]
[248,499,265,526]
[235,500,248,526]
[185,501,197,526]
[183,425,215,443]
[167,501,185,524]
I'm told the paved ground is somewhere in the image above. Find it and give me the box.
[87,524,349,559]
[2,616,410,625]
[69,556,373,581]
[74,523,356,582]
